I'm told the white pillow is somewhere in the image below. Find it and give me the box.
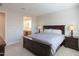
[52,29,62,34]
[44,29,62,34]
[44,29,53,33]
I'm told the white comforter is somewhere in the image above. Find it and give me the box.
[29,32,65,54]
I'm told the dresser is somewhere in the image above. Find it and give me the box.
[0,37,6,56]
[63,36,79,50]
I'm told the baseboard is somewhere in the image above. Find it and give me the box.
[6,39,22,46]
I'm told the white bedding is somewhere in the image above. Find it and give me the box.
[29,32,65,55]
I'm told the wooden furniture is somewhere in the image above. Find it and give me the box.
[63,36,79,50]
[23,25,65,56]
[0,36,6,56]
[24,31,31,36]
[23,37,51,56]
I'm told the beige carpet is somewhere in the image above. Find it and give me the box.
[55,46,79,56]
[5,42,34,56]
[5,41,79,56]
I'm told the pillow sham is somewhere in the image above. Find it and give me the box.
[52,29,62,34]
[44,29,53,33]
[44,29,62,34]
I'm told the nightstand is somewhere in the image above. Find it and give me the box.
[63,36,79,51]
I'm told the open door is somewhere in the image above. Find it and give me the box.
[23,16,32,36]
[0,12,5,39]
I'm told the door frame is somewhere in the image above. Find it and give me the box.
[0,10,7,43]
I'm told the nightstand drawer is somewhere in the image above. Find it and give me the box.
[64,40,72,47]
[63,36,79,50]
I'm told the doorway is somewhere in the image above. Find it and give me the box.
[0,12,5,39]
[23,16,32,36]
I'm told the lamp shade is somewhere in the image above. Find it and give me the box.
[38,26,42,29]
[69,24,75,31]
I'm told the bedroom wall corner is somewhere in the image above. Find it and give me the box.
[36,7,79,37]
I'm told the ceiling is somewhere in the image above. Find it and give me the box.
[0,3,77,16]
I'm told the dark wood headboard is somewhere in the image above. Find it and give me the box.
[43,25,65,34]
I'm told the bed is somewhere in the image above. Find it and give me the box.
[23,25,65,56]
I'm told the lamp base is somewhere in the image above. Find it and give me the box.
[71,30,73,37]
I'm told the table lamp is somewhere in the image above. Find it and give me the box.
[38,26,42,33]
[69,24,75,37]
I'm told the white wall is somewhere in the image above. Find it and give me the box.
[6,10,24,45]
[37,7,79,37]
[31,16,37,34]
[0,8,25,45]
